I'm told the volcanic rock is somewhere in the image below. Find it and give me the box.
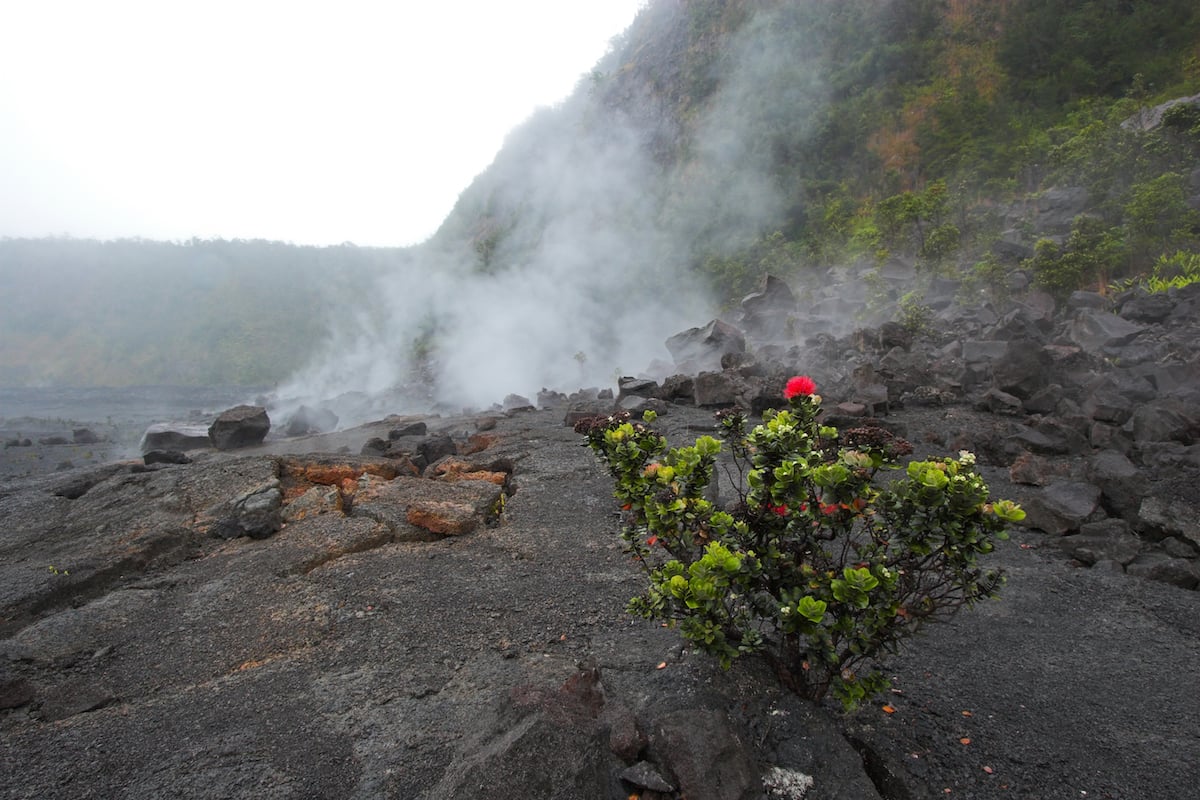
[284,405,339,437]
[208,405,271,450]
[143,449,192,466]
[140,422,211,453]
[1021,481,1103,535]
[1138,495,1200,549]
[1066,309,1145,353]
[389,420,428,438]
[1125,552,1199,590]
[740,274,798,339]
[72,428,101,445]
[666,319,747,373]
[416,433,457,468]
[1130,401,1195,443]
[1060,518,1143,566]
[692,370,751,408]
[1085,451,1148,520]
[991,340,1051,399]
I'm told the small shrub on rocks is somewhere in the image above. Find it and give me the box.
[578,377,1024,710]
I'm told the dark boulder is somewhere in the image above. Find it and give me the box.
[1024,384,1065,415]
[1138,494,1200,550]
[1130,400,1198,444]
[1117,290,1174,323]
[1085,451,1149,521]
[741,273,797,316]
[72,428,101,445]
[666,320,746,373]
[991,305,1052,341]
[1008,452,1070,486]
[692,371,748,408]
[143,450,192,466]
[652,710,758,800]
[658,374,695,404]
[416,433,457,470]
[205,482,283,540]
[1060,519,1142,566]
[991,340,1052,399]
[1082,389,1135,425]
[502,394,535,412]
[616,377,660,404]
[1066,291,1108,311]
[208,405,271,451]
[740,274,798,339]
[388,420,428,439]
[1066,309,1145,354]
[283,405,339,437]
[852,324,912,354]
[617,395,669,416]
[359,438,392,458]
[141,423,211,454]
[1125,553,1199,590]
[1021,481,1104,536]
[0,675,35,710]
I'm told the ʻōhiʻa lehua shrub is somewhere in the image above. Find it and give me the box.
[577,377,1024,710]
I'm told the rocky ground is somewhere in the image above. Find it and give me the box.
[2,394,1198,800]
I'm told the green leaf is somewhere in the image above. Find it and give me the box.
[991,499,1026,522]
[797,595,827,623]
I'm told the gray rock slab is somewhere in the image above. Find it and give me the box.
[1020,480,1103,535]
[1067,309,1145,353]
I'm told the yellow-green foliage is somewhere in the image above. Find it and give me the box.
[580,380,1020,710]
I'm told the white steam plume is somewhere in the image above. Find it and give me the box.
[275,2,830,426]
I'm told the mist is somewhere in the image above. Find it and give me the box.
[272,2,831,424]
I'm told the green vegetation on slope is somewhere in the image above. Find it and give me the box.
[442,0,1200,303]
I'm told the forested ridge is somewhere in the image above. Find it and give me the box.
[4,0,1198,388]
[443,0,1200,298]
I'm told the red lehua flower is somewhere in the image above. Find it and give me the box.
[783,375,817,399]
[770,504,789,516]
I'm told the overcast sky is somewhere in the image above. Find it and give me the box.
[0,1,645,247]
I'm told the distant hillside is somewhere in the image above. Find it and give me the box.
[0,238,401,387]
[5,0,1198,392]
[435,0,1200,300]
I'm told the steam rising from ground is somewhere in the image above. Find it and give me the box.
[274,3,829,426]
[273,109,712,422]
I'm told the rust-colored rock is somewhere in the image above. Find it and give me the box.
[406,500,478,536]
[280,457,401,486]
[462,432,501,455]
[1009,452,1070,487]
[428,458,508,486]
[281,485,341,522]
[278,455,412,507]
